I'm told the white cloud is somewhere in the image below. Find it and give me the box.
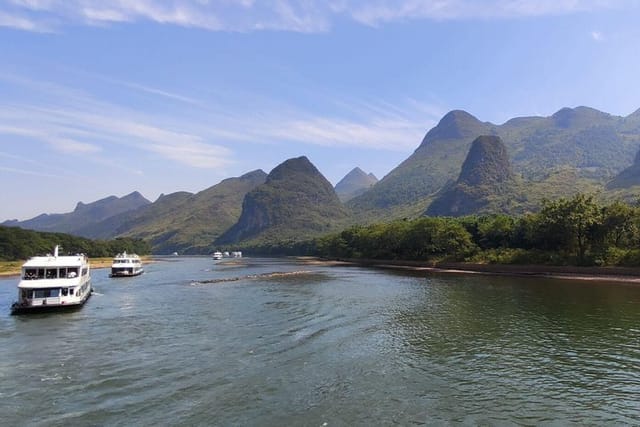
[48,136,102,153]
[0,165,61,178]
[591,30,604,41]
[0,0,630,33]
[0,73,442,174]
[0,10,53,31]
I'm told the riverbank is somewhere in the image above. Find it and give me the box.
[0,256,153,277]
[300,257,640,284]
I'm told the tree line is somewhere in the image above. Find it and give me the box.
[0,226,151,261]
[313,194,640,267]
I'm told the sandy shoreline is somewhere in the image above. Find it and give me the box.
[297,257,640,284]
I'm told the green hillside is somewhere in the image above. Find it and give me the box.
[217,156,349,245]
[427,135,520,216]
[80,170,267,254]
[349,107,640,221]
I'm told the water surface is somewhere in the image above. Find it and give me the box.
[1,257,639,425]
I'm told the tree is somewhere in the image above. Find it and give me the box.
[536,194,601,263]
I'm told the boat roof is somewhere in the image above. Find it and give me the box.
[23,254,88,268]
[113,251,140,259]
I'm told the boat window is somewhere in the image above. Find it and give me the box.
[69,288,74,295]
[61,288,68,296]
[68,267,78,278]
[37,269,45,279]
[33,288,59,298]
[24,269,37,280]
[82,267,88,276]
[45,268,58,279]
[21,289,28,299]
[59,268,67,278]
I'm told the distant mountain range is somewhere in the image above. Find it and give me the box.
[5,106,640,253]
[348,106,640,219]
[2,192,151,233]
[334,167,378,202]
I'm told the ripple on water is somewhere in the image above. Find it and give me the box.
[1,258,640,425]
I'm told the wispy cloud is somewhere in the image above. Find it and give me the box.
[0,9,53,32]
[0,165,61,178]
[0,73,441,173]
[591,30,604,41]
[0,0,629,33]
[343,0,627,26]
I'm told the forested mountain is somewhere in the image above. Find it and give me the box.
[608,147,640,190]
[348,110,494,215]
[7,106,640,253]
[334,167,378,202]
[217,156,349,245]
[426,135,520,216]
[349,106,640,220]
[2,192,150,234]
[80,170,267,254]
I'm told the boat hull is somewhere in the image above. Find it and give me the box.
[11,292,91,315]
[109,269,144,278]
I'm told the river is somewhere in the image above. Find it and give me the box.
[1,257,639,425]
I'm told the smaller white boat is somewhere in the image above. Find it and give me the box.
[231,251,242,258]
[212,251,223,260]
[109,251,144,278]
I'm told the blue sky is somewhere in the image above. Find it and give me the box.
[2,1,640,221]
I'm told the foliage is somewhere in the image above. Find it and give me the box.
[0,226,150,261]
[309,194,640,267]
[217,157,349,245]
[348,107,640,222]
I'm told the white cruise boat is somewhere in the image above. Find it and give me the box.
[212,251,223,260]
[11,246,92,315]
[109,251,144,277]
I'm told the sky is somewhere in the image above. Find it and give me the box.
[2,1,640,221]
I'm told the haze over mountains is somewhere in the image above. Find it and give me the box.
[5,106,640,254]
[334,167,378,202]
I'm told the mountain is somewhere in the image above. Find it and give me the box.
[426,135,519,216]
[348,110,495,215]
[217,156,349,245]
[349,107,640,220]
[79,170,267,254]
[334,167,378,202]
[607,147,640,189]
[2,191,151,234]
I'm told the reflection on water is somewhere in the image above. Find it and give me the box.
[0,257,639,425]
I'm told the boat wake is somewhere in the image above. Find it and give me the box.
[191,270,317,286]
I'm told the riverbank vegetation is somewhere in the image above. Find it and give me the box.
[0,225,151,261]
[313,194,640,267]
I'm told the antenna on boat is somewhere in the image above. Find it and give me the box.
[54,245,59,258]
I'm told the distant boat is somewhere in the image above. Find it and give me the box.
[212,251,223,260]
[231,251,242,258]
[109,251,144,278]
[172,252,179,256]
[11,245,92,315]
